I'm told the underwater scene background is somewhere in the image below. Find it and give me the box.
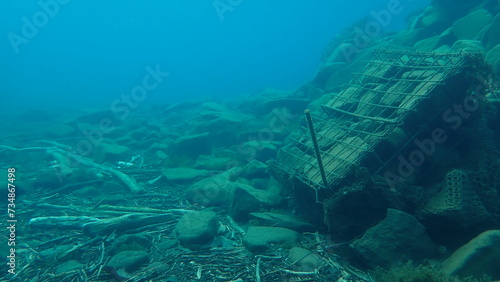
[1,0,500,281]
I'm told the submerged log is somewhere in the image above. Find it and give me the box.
[82,213,175,236]
[29,216,100,230]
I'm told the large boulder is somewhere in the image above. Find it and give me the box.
[434,27,456,49]
[486,44,500,77]
[441,230,500,280]
[239,140,280,163]
[324,43,357,64]
[229,182,283,220]
[323,182,394,241]
[483,13,500,49]
[313,62,347,87]
[451,9,493,40]
[109,233,153,255]
[239,160,268,179]
[106,250,150,272]
[186,167,283,218]
[419,6,449,33]
[392,28,425,47]
[349,209,437,269]
[185,171,236,206]
[413,35,440,51]
[174,211,218,247]
[451,40,486,53]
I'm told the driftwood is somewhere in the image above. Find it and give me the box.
[82,213,175,236]
[49,148,144,193]
[96,204,172,214]
[51,179,105,194]
[0,143,144,193]
[29,216,99,230]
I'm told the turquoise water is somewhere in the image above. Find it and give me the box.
[0,1,428,113]
[10,1,500,281]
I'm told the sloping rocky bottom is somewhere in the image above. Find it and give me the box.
[0,170,370,282]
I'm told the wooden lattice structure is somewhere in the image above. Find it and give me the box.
[270,49,489,190]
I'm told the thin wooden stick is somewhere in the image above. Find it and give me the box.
[304,109,328,187]
[256,257,261,282]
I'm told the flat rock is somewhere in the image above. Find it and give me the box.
[186,170,283,219]
[77,110,118,125]
[110,233,153,255]
[115,136,137,147]
[44,124,76,138]
[230,182,283,220]
[55,260,84,274]
[171,133,211,159]
[349,209,437,268]
[441,230,500,280]
[243,226,300,253]
[92,142,130,163]
[162,167,211,184]
[288,247,324,272]
[194,155,232,170]
[249,212,317,232]
[106,250,150,272]
[190,109,249,134]
[174,211,218,247]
